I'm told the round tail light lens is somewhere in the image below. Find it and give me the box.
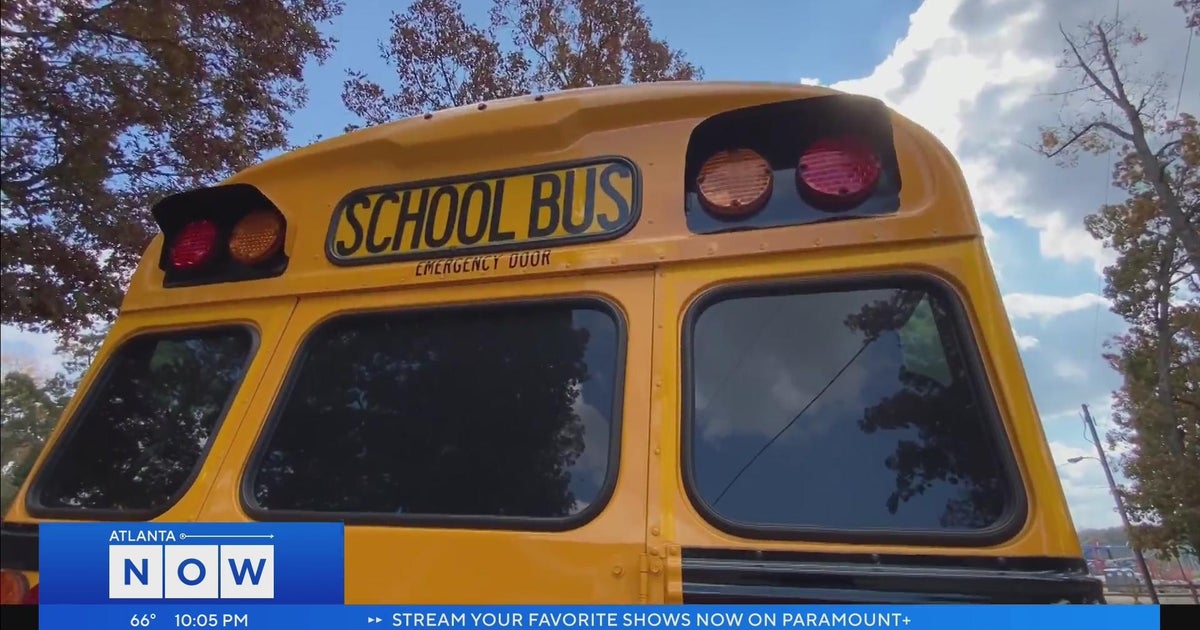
[229,209,285,265]
[0,570,29,604]
[696,148,774,219]
[796,136,881,210]
[169,219,220,271]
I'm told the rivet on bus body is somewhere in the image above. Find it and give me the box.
[759,243,766,250]
[669,547,679,557]
[707,243,716,255]
[649,547,659,557]
[651,526,661,536]
[610,257,618,264]
[654,446,661,455]
[814,238,822,246]
[873,233,880,240]
[612,566,623,576]
[651,561,662,574]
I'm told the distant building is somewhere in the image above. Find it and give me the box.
[1083,541,1199,584]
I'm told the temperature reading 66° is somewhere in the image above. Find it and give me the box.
[131,613,157,627]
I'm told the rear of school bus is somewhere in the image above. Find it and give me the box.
[0,81,1103,605]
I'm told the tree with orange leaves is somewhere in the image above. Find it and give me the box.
[341,0,700,128]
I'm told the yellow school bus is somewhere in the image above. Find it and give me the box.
[1,81,1103,605]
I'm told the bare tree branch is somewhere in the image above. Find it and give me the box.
[1060,23,1124,105]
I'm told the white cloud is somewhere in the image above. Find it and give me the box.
[830,0,1194,274]
[820,0,1195,530]
[1013,328,1040,350]
[0,325,64,378]
[1050,440,1122,528]
[1041,395,1116,426]
[1053,358,1088,383]
[979,219,1006,280]
[798,77,822,85]
[1002,292,1109,320]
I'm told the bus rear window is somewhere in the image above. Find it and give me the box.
[29,327,254,515]
[684,279,1021,540]
[245,300,622,526]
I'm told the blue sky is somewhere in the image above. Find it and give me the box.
[3,0,1197,530]
[288,0,924,143]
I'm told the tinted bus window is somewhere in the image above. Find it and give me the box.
[30,328,254,514]
[247,301,621,523]
[686,281,1016,534]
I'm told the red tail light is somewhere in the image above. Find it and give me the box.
[796,135,881,210]
[0,570,29,604]
[168,219,220,270]
[152,184,290,286]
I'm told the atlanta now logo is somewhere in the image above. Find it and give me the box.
[107,529,274,599]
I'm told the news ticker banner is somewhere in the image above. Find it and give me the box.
[34,604,1164,630]
[32,523,1167,630]
[38,522,344,604]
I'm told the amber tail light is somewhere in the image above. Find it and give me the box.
[151,184,290,287]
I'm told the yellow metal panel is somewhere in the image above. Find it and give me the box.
[1,82,1085,603]
[3,297,298,524]
[196,271,654,603]
[119,82,972,313]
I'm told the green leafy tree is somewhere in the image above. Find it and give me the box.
[1,0,345,342]
[0,328,104,515]
[341,0,700,128]
[1,369,64,514]
[1104,313,1200,555]
[1088,113,1199,557]
[1038,9,1199,555]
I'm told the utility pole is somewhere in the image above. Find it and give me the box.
[1082,403,1160,604]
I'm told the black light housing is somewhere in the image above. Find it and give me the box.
[151,183,289,287]
[683,94,903,234]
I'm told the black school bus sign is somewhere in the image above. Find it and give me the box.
[326,157,641,266]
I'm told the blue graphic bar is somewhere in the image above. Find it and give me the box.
[37,604,1160,630]
[39,522,344,605]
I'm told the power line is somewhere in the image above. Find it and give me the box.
[699,302,785,424]
[712,338,874,506]
[1177,30,1194,117]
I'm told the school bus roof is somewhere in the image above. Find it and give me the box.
[121,80,983,313]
